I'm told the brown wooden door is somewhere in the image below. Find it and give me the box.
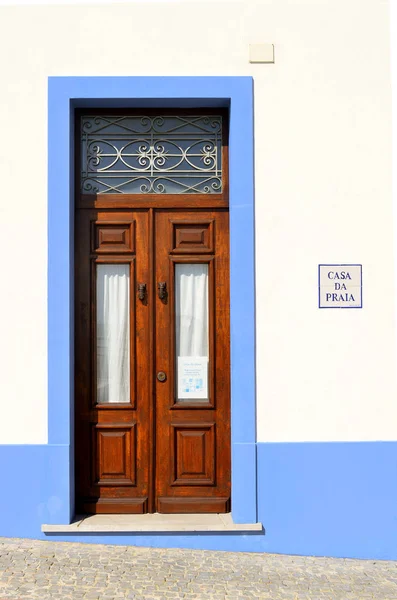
[75,208,230,514]
[75,209,151,513]
[154,209,230,513]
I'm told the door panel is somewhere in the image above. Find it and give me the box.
[94,423,136,485]
[154,210,230,513]
[171,422,215,485]
[75,209,151,514]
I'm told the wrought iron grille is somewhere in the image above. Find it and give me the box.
[80,115,223,194]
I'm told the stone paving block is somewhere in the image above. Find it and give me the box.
[0,537,397,599]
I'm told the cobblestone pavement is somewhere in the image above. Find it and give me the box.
[0,537,397,599]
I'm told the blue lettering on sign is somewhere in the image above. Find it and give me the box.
[328,271,352,280]
[325,293,355,302]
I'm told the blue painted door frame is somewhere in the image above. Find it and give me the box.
[48,76,256,524]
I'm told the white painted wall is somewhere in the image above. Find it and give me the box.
[0,0,394,443]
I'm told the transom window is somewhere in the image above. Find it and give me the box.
[80,114,223,194]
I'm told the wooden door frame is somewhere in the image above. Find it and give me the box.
[47,76,256,526]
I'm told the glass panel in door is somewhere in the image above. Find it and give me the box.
[175,263,209,402]
[96,264,130,403]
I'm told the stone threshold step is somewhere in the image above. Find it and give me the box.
[42,513,263,533]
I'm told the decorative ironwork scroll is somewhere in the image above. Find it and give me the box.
[80,115,223,194]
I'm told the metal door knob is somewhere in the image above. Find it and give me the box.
[157,371,167,382]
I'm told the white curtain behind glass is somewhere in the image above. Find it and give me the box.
[96,264,130,404]
[175,264,209,358]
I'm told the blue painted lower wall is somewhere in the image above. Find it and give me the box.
[257,441,397,560]
[1,442,396,558]
[0,445,71,536]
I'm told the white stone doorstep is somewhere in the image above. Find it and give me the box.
[41,513,263,533]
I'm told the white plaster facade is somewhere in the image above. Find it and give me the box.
[0,0,395,444]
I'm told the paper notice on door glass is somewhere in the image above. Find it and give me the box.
[177,357,208,400]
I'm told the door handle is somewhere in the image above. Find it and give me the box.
[157,371,167,382]
[137,283,146,301]
[157,282,167,300]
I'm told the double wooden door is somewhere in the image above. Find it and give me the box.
[75,207,230,514]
